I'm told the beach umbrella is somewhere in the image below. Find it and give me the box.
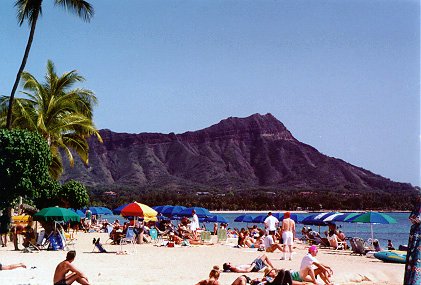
[85,206,112,215]
[349,211,397,241]
[301,214,328,226]
[234,214,254,223]
[205,215,228,224]
[325,212,360,222]
[120,202,157,221]
[178,207,212,218]
[69,209,86,218]
[274,213,299,223]
[113,204,130,215]
[161,205,186,218]
[153,205,173,214]
[253,215,268,223]
[34,206,80,222]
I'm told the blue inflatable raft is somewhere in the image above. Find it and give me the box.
[374,250,406,264]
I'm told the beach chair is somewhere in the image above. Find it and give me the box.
[200,231,212,243]
[350,237,370,255]
[119,226,136,254]
[217,229,227,243]
[313,236,330,248]
[149,228,158,243]
[48,232,65,251]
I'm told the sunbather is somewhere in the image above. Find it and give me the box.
[53,250,90,285]
[223,254,275,273]
[231,267,311,285]
[0,262,26,270]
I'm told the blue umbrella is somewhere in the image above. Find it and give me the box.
[234,214,254,223]
[69,208,85,218]
[153,205,173,214]
[113,204,130,215]
[205,215,228,224]
[253,215,268,223]
[324,212,360,222]
[301,214,328,226]
[96,206,113,215]
[274,213,299,223]
[178,207,212,218]
[162,205,187,218]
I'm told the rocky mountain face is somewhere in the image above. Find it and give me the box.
[61,113,414,193]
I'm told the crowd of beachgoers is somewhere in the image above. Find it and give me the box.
[0,208,406,285]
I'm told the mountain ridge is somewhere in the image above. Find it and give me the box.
[61,113,415,193]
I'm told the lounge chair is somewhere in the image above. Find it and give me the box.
[200,231,212,242]
[350,237,371,255]
[217,229,227,243]
[119,226,136,254]
[313,236,330,248]
[92,238,107,253]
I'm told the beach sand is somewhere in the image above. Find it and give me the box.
[0,232,403,285]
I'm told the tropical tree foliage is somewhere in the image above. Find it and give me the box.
[6,0,94,129]
[0,60,102,178]
[0,129,54,208]
[58,180,90,209]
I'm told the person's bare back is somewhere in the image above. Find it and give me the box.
[53,251,90,285]
[282,218,295,232]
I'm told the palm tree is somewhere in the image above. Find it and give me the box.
[6,0,94,129]
[1,60,102,179]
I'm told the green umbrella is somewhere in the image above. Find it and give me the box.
[349,211,396,242]
[34,206,80,222]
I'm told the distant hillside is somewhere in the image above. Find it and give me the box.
[61,113,415,196]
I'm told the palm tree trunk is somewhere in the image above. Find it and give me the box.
[6,11,40,129]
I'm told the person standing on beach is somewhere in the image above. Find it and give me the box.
[191,210,200,237]
[0,210,10,247]
[264,212,279,241]
[53,251,90,285]
[404,192,421,284]
[281,211,296,260]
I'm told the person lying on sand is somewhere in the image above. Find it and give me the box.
[299,245,333,285]
[223,254,275,273]
[195,268,221,285]
[53,250,90,285]
[0,262,26,270]
[231,267,311,285]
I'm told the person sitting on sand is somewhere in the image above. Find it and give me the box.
[0,262,26,271]
[53,250,90,285]
[299,245,333,285]
[263,233,284,253]
[223,254,275,273]
[387,239,395,250]
[195,268,221,285]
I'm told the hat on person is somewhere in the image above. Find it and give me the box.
[308,245,318,253]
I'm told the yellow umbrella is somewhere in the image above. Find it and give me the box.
[120,202,157,220]
[12,214,32,223]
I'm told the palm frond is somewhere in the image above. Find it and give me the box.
[54,0,94,22]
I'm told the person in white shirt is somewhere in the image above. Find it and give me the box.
[300,245,333,285]
[264,212,279,238]
[190,210,200,237]
[263,233,284,253]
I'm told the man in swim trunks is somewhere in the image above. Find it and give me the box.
[281,211,296,260]
[53,251,90,285]
[222,254,275,273]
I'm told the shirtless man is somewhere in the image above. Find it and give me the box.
[53,251,90,285]
[281,211,296,260]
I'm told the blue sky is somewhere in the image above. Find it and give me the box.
[0,0,419,186]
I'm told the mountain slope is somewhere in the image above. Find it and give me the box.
[61,113,414,192]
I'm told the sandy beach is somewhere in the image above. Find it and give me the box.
[0,231,404,285]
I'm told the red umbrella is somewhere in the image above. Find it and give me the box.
[120,202,157,221]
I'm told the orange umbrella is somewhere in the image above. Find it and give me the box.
[120,202,157,221]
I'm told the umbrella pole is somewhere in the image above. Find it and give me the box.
[371,224,374,245]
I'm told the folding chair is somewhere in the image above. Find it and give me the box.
[217,229,227,243]
[119,226,136,254]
